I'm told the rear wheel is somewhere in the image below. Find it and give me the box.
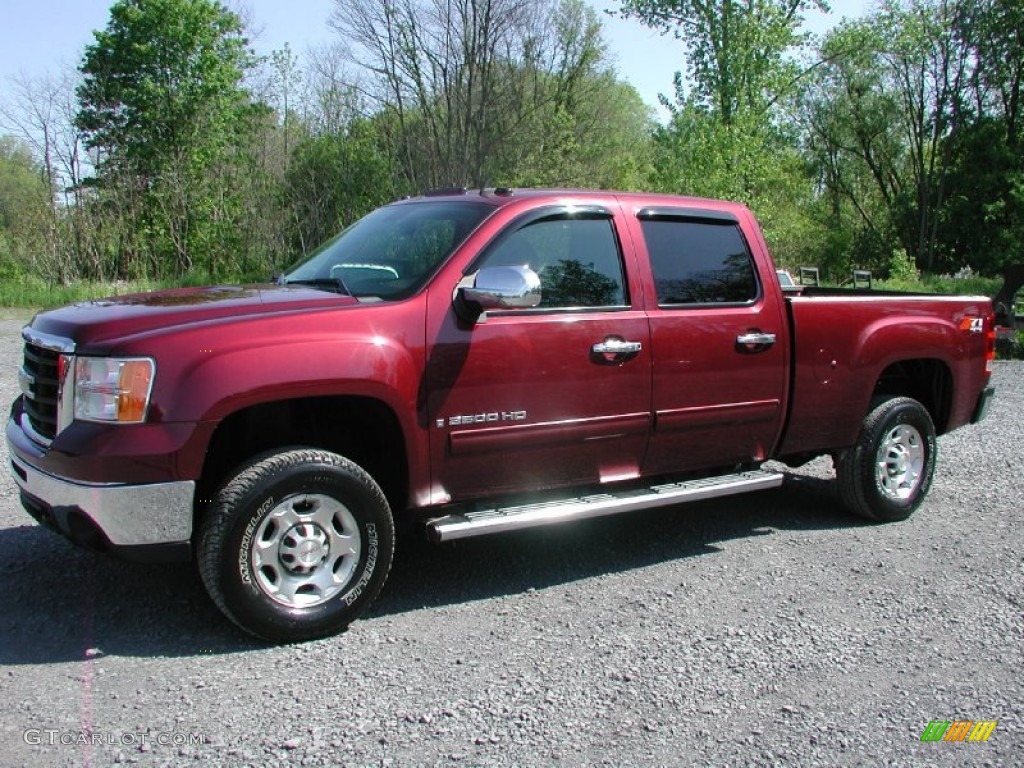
[836,397,937,522]
[198,448,394,642]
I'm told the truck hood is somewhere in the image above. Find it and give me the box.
[27,285,360,349]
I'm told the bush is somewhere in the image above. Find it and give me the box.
[887,248,920,282]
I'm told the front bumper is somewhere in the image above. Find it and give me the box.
[9,446,195,560]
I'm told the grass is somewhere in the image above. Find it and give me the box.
[0,273,226,309]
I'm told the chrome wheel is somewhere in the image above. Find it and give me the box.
[875,424,925,500]
[251,493,361,608]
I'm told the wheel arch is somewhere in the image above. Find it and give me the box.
[870,358,953,434]
[194,395,410,535]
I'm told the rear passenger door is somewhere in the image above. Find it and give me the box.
[634,208,788,474]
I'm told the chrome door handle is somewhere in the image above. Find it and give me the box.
[736,332,776,346]
[592,338,643,355]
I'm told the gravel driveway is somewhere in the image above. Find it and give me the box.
[0,312,1020,767]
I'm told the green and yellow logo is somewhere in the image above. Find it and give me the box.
[920,720,997,742]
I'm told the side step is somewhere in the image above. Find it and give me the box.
[424,469,783,543]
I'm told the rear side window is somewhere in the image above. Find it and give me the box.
[640,219,758,306]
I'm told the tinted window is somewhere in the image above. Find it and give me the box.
[481,217,627,308]
[641,219,758,305]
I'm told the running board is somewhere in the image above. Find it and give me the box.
[424,469,783,543]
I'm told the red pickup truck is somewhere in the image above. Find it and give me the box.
[8,189,995,642]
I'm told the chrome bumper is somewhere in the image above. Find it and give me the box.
[9,451,195,548]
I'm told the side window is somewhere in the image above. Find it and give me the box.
[641,219,758,305]
[481,217,628,308]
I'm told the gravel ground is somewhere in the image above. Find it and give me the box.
[0,312,1020,767]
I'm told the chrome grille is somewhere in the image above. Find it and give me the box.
[21,341,60,441]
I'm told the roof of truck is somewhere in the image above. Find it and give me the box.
[396,187,751,216]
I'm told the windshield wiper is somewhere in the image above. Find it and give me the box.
[280,277,351,296]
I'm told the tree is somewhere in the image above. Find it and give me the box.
[0,73,91,282]
[969,0,1022,143]
[617,0,826,122]
[329,0,630,189]
[284,119,396,254]
[798,0,1007,276]
[616,0,827,271]
[76,0,258,276]
[800,20,906,273]
[0,136,52,278]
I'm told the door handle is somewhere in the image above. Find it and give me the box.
[592,338,643,355]
[736,332,777,347]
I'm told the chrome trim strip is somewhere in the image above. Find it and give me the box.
[787,294,991,303]
[425,469,783,542]
[57,354,75,434]
[19,412,53,448]
[17,366,34,396]
[9,453,195,547]
[22,326,76,354]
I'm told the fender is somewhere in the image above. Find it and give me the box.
[839,315,958,433]
[159,333,422,425]
[57,300,431,488]
[780,296,979,456]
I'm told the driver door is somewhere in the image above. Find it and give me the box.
[425,208,652,502]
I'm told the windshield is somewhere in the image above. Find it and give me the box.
[281,201,494,299]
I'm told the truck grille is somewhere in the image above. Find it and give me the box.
[21,341,61,441]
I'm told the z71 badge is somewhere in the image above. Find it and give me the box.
[437,411,527,428]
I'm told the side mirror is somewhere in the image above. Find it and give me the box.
[456,265,542,320]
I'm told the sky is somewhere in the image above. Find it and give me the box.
[0,0,870,124]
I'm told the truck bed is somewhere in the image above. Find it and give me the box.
[778,292,993,458]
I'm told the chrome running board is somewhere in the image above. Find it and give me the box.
[424,469,783,542]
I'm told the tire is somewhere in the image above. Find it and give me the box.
[198,448,395,642]
[836,397,937,522]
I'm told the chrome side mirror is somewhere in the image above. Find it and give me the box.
[457,265,542,319]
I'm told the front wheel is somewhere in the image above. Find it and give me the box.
[198,449,395,642]
[836,397,937,522]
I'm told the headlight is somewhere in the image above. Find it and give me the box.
[74,357,155,423]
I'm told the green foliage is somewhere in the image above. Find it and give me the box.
[333,0,640,190]
[618,0,823,121]
[284,120,396,254]
[874,272,998,295]
[938,119,1024,273]
[0,272,215,309]
[75,0,259,278]
[76,0,253,176]
[503,74,654,190]
[6,0,1023,300]
[887,248,920,282]
[803,0,1024,277]
[620,0,830,273]
[540,259,619,306]
[0,137,49,232]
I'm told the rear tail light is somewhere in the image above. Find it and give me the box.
[985,312,996,375]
